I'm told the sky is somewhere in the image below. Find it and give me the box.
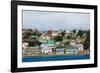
[22,10,90,31]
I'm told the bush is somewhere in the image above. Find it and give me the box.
[54,35,63,42]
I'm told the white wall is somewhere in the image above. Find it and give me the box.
[0,0,99,73]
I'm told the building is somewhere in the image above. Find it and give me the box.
[55,42,61,46]
[76,43,83,51]
[56,48,65,55]
[46,40,55,48]
[22,42,29,57]
[22,42,28,49]
[40,40,55,48]
[40,44,52,54]
[65,45,78,54]
[29,35,38,40]
[70,40,76,46]
[25,46,40,56]
[63,36,69,42]
[40,40,47,44]
[22,29,33,34]
[52,32,58,37]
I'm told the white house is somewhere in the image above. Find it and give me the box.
[40,33,51,40]
[70,40,76,46]
[76,43,83,51]
[22,42,28,57]
[66,45,78,54]
[22,42,28,49]
[40,44,52,54]
[52,32,58,37]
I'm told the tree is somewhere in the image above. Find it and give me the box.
[72,29,76,33]
[67,35,71,39]
[61,30,66,36]
[23,32,32,39]
[66,41,70,45]
[77,30,84,37]
[28,40,42,46]
[32,29,41,37]
[83,30,90,50]
[54,35,63,42]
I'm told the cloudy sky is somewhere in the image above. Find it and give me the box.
[22,10,90,31]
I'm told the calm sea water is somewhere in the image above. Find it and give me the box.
[22,55,90,62]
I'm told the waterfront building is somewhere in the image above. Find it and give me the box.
[22,42,28,49]
[40,44,52,54]
[56,48,65,55]
[76,43,83,51]
[66,45,78,54]
[25,46,40,56]
[70,40,76,46]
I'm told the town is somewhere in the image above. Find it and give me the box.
[22,28,90,57]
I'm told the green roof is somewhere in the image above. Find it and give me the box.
[40,40,55,44]
[47,40,55,44]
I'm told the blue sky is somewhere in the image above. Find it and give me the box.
[22,10,90,31]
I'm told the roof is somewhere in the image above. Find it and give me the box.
[30,35,37,38]
[66,45,78,49]
[28,46,39,49]
[41,40,55,44]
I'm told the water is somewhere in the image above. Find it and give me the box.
[22,54,90,62]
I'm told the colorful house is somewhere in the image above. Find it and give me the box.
[40,44,52,54]
[46,40,55,48]
[25,46,40,56]
[76,43,83,51]
[22,42,28,57]
[40,40,55,54]
[56,48,65,55]
[29,35,38,40]
[70,40,76,46]
[22,42,28,49]
[65,45,78,54]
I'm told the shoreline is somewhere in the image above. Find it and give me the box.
[23,53,90,58]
